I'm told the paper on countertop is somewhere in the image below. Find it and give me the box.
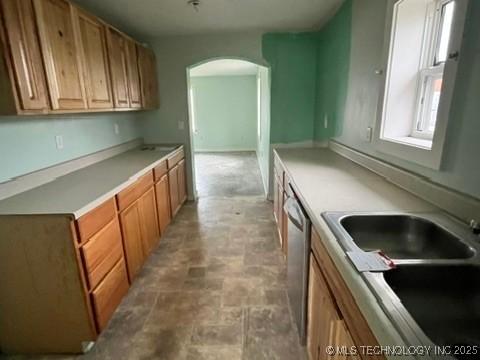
[346,250,396,272]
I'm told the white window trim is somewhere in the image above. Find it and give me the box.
[412,65,444,140]
[373,0,468,170]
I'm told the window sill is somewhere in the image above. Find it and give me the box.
[373,135,442,170]
[385,136,433,150]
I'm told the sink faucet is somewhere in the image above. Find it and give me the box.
[470,220,480,236]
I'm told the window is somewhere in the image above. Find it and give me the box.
[375,0,466,169]
[413,0,455,140]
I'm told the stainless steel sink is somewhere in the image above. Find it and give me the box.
[383,265,480,351]
[339,214,475,259]
[323,212,477,261]
[322,212,480,359]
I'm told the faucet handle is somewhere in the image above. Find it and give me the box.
[470,220,480,235]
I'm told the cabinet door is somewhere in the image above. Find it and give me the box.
[107,28,129,108]
[91,258,129,331]
[282,191,288,257]
[0,0,49,112]
[119,201,145,281]
[308,254,341,360]
[138,45,158,109]
[330,319,360,360]
[125,39,141,108]
[273,173,279,224]
[75,9,113,109]
[168,165,180,217]
[178,159,187,205]
[33,0,87,110]
[155,174,171,235]
[138,187,159,256]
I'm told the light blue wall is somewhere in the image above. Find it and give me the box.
[256,66,271,193]
[0,113,142,183]
[191,75,257,152]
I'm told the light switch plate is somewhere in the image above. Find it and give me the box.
[178,121,185,130]
[55,135,64,150]
[114,123,120,135]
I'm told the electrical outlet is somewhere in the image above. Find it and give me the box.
[178,121,185,130]
[55,135,64,150]
[114,123,120,135]
[324,114,328,129]
[366,127,373,142]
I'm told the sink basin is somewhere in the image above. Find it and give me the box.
[340,215,475,259]
[384,265,480,352]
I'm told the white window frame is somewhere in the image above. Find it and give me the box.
[412,0,454,141]
[373,0,468,169]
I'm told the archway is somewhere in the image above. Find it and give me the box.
[186,58,271,200]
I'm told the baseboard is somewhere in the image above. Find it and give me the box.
[194,148,256,153]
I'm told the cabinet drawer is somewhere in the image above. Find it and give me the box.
[82,218,124,290]
[91,258,129,331]
[153,160,168,181]
[167,148,184,169]
[77,198,116,241]
[116,171,154,211]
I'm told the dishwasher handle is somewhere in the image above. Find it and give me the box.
[284,197,304,231]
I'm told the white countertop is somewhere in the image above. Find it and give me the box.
[275,147,438,359]
[0,146,180,218]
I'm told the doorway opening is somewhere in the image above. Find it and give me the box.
[186,59,271,199]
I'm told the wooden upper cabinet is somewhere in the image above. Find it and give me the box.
[106,28,130,108]
[125,39,142,108]
[33,0,87,110]
[138,45,159,109]
[74,8,113,109]
[0,0,49,114]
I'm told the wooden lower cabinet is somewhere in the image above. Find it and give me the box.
[308,254,358,360]
[273,166,287,257]
[119,200,146,281]
[0,151,186,354]
[155,174,171,234]
[168,164,180,216]
[178,159,187,204]
[81,218,124,290]
[138,187,160,256]
[91,258,129,331]
[308,229,384,360]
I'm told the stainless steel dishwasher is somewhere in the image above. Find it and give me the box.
[284,184,311,345]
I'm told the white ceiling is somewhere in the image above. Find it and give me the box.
[74,0,344,38]
[190,59,259,77]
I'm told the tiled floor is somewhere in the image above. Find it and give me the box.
[194,152,265,198]
[3,152,304,360]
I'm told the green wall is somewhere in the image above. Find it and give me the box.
[0,114,142,183]
[191,75,258,152]
[314,0,352,141]
[262,33,318,144]
[262,0,352,144]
